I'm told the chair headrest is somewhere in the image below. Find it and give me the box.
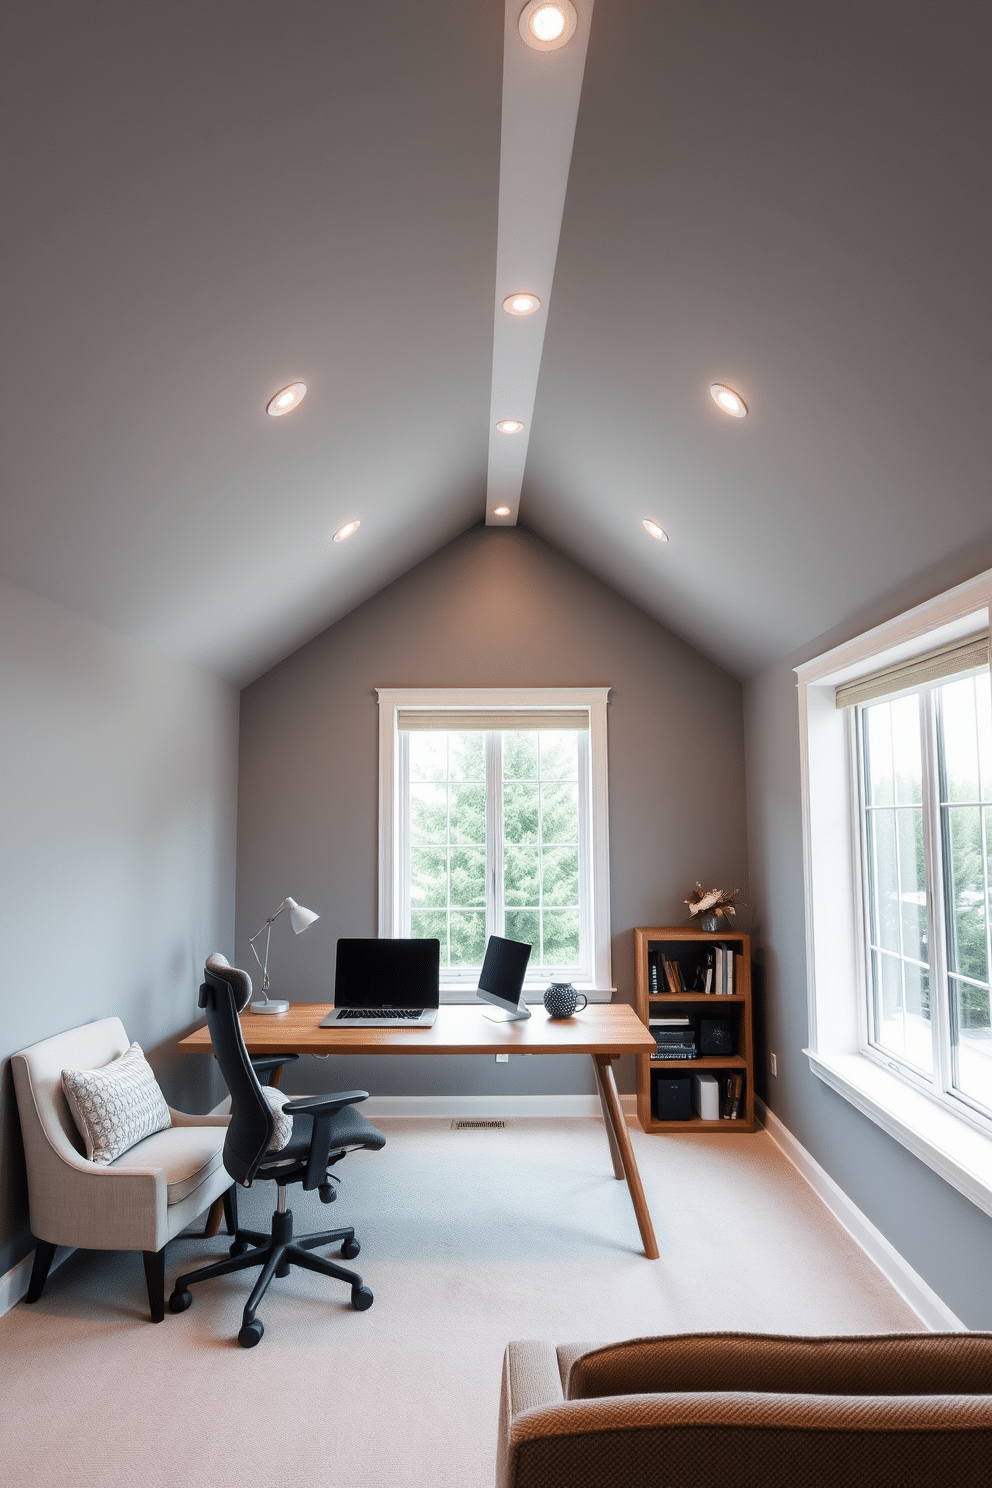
[204,953,253,1013]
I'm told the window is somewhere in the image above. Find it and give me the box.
[797,570,992,1217]
[858,669,992,1118]
[377,688,612,997]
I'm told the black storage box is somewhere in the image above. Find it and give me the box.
[699,1017,733,1055]
[651,1073,692,1121]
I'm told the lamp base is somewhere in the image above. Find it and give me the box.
[251,999,290,1015]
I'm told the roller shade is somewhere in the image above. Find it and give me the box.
[835,633,990,710]
[397,708,589,731]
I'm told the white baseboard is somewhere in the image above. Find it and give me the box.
[756,1097,966,1332]
[0,1245,69,1321]
[362,1092,638,1120]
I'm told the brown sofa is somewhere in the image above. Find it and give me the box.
[497,1331,992,1488]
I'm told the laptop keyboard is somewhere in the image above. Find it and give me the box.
[336,1007,426,1020]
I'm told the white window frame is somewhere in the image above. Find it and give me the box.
[376,687,613,1002]
[797,566,992,1217]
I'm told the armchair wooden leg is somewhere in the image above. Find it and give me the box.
[143,1248,166,1323]
[24,1239,58,1303]
[222,1184,239,1236]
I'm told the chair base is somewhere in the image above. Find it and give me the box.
[170,1201,372,1345]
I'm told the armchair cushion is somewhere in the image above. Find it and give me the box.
[110,1124,228,1203]
[61,1042,171,1165]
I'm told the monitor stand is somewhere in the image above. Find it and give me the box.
[483,1004,532,1022]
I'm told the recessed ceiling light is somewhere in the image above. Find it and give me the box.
[709,383,747,418]
[643,519,669,542]
[518,0,577,50]
[266,382,307,416]
[503,292,541,316]
[496,419,525,434]
[493,506,513,518]
[333,520,360,543]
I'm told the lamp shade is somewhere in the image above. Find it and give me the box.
[285,897,319,934]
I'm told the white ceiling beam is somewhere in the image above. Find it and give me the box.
[486,1,594,527]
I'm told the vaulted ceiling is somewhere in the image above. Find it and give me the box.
[2,1,989,683]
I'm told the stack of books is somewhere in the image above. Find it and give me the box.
[649,1017,697,1061]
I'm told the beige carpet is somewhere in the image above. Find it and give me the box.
[0,1119,919,1487]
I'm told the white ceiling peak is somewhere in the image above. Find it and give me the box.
[485,0,594,527]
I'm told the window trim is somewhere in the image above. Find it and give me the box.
[796,567,992,1217]
[376,687,613,999]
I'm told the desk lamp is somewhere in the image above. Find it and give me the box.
[248,897,319,1014]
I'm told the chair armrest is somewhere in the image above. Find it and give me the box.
[251,1054,300,1086]
[497,1343,566,1488]
[498,1391,992,1488]
[282,1090,369,1117]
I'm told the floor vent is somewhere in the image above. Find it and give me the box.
[450,1119,507,1130]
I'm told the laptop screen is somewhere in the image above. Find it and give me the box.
[334,938,440,1009]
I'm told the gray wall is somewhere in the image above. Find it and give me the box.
[0,578,239,1277]
[744,530,992,1329]
[236,523,747,1099]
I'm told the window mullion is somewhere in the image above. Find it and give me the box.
[921,688,951,1099]
[486,732,504,939]
[853,707,874,1054]
[398,731,411,937]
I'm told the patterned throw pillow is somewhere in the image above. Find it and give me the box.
[262,1085,293,1152]
[62,1043,172,1165]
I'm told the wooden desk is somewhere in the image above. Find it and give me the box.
[179,1002,659,1259]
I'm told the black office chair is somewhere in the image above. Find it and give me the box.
[169,954,385,1347]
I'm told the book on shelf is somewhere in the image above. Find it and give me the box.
[661,957,682,995]
[703,947,715,994]
[721,1071,744,1118]
[649,952,659,993]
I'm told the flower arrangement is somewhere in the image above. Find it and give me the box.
[684,882,739,926]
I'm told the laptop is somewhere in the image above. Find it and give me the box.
[320,938,440,1027]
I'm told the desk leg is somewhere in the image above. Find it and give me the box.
[593,1055,659,1260]
[203,1198,224,1238]
[596,1074,625,1180]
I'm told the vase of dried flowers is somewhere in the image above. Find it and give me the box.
[685,882,739,934]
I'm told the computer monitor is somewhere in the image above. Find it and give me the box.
[477,935,532,1022]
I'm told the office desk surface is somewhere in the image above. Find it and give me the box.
[178,1000,654,1057]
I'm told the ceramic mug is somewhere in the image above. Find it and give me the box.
[543,982,588,1019]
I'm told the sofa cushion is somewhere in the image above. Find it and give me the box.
[111,1124,227,1203]
[565,1332,992,1401]
[62,1042,171,1165]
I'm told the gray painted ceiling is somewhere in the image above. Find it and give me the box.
[2,1,990,683]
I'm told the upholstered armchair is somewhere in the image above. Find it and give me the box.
[497,1332,992,1488]
[11,1016,235,1322]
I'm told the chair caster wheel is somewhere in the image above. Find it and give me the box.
[351,1285,373,1311]
[341,1238,360,1260]
[238,1319,264,1348]
[169,1289,192,1313]
[229,1239,249,1257]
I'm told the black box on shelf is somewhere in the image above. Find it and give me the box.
[699,1017,733,1055]
[651,1072,692,1121]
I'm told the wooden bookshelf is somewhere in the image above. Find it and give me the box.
[634,926,755,1133]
